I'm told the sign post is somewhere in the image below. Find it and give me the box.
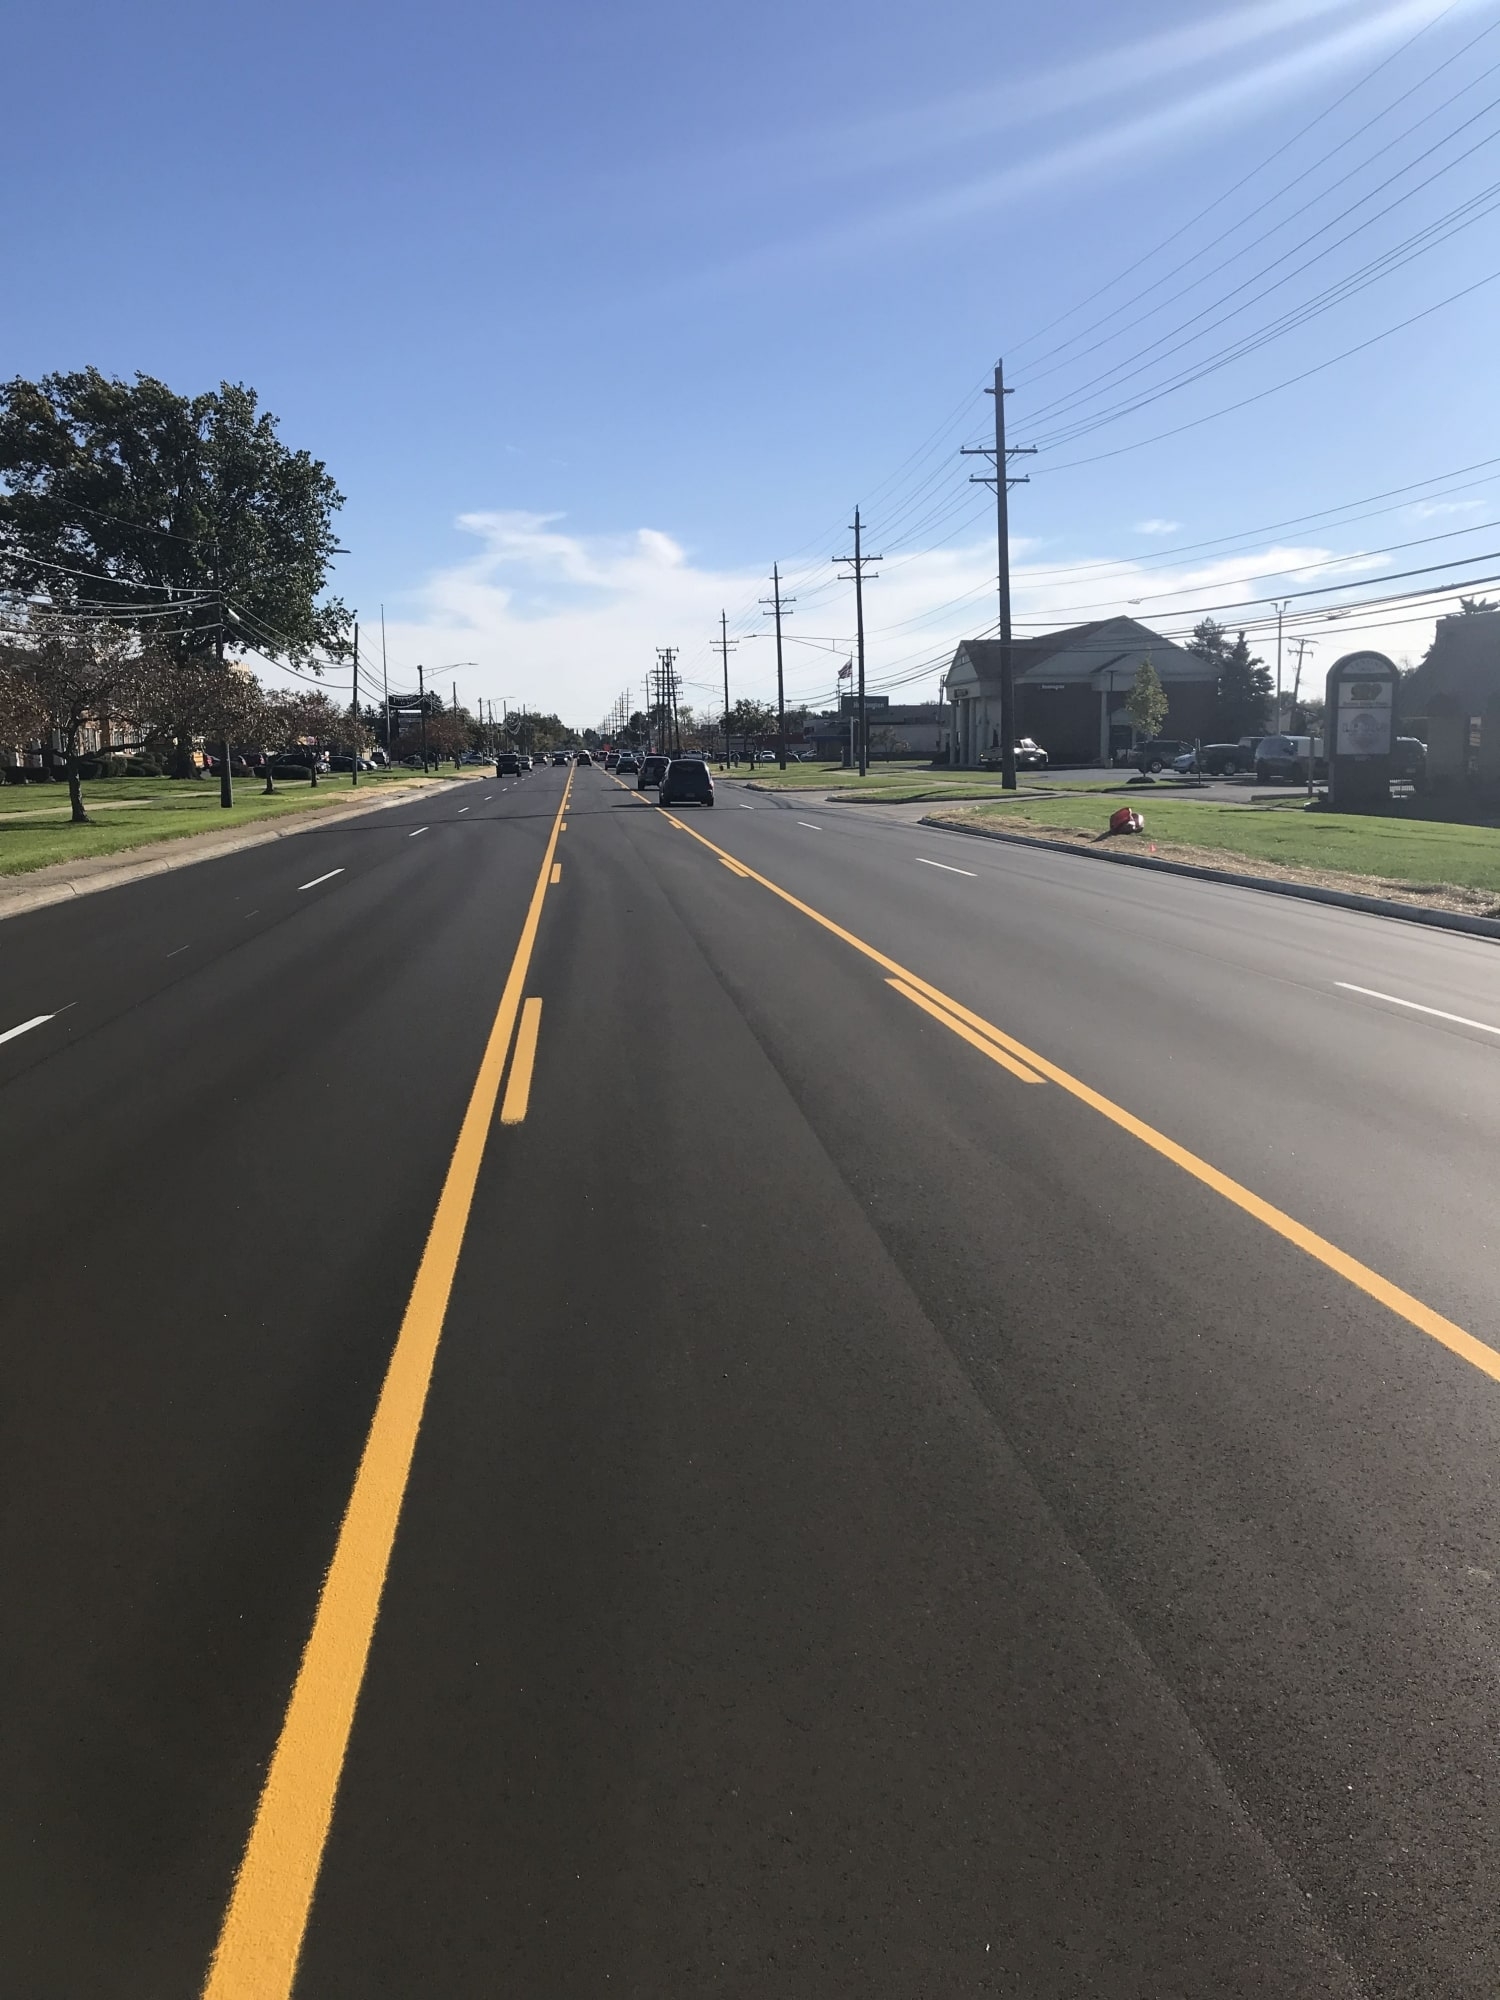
[1326,651,1399,812]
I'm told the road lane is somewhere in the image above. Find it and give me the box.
[0,769,566,1997]
[8,760,1500,1995]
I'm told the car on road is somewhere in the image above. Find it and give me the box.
[520,754,534,770]
[659,757,714,807]
[497,752,522,774]
[1255,734,1326,783]
[575,750,592,765]
[1132,738,1190,774]
[638,753,670,789]
[552,751,569,766]
[616,753,640,774]
[603,751,620,770]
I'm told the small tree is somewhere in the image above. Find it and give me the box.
[1125,657,1169,741]
[0,611,170,823]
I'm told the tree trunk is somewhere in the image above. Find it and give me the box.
[66,739,89,825]
[308,758,318,787]
[262,766,276,796]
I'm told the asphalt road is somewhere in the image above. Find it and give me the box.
[5,759,1500,1996]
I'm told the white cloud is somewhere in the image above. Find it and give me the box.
[1134,519,1181,535]
[1410,498,1486,518]
[357,511,1455,727]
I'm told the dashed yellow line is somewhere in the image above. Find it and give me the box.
[550,862,561,885]
[500,998,543,1125]
[202,769,574,1999]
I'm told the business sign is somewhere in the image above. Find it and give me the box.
[1332,656,1395,756]
[1326,649,1399,810]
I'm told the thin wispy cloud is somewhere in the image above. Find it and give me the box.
[1135,519,1182,535]
[709,0,1475,283]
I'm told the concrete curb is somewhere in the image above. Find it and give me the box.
[919,814,1500,945]
[0,778,473,925]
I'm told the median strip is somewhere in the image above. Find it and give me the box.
[202,767,573,2000]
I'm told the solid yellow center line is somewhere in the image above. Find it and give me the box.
[499,997,543,1125]
[888,978,1043,1083]
[659,811,1500,1388]
[202,769,574,2000]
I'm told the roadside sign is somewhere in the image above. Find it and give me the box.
[1326,650,1399,811]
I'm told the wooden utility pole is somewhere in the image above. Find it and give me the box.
[761,565,794,769]
[835,511,881,777]
[712,612,737,767]
[962,360,1034,788]
[351,620,359,786]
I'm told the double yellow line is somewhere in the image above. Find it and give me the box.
[202,769,571,1998]
[660,805,1500,1391]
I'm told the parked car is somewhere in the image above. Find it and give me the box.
[1132,738,1190,774]
[638,753,671,789]
[1391,736,1427,782]
[979,739,1049,772]
[497,752,522,774]
[1171,742,1255,777]
[660,757,715,807]
[1255,734,1326,783]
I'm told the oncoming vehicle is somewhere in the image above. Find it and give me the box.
[638,753,670,789]
[659,757,714,807]
[575,750,593,766]
[552,751,569,766]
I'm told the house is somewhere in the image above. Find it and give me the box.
[1402,608,1500,788]
[943,616,1218,767]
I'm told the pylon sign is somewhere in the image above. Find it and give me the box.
[1326,650,1399,811]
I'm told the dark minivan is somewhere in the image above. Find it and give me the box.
[659,758,714,807]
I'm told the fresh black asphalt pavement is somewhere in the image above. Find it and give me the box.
[5,760,1500,1995]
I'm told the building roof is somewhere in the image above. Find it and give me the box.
[945,616,1209,691]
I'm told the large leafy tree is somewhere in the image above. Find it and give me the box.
[0,370,349,772]
[1214,631,1273,739]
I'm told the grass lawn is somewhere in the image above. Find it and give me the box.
[743,762,1120,803]
[932,793,1500,900]
[0,769,469,877]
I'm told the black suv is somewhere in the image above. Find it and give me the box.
[1132,738,1189,773]
[638,754,671,789]
[497,752,522,774]
[659,758,714,807]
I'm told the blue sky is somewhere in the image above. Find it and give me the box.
[6,0,1500,724]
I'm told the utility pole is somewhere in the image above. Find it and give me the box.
[962,359,1035,789]
[761,564,794,769]
[712,611,738,767]
[417,664,428,770]
[657,646,681,753]
[351,619,359,787]
[1273,600,1290,730]
[380,605,389,761]
[215,575,234,809]
[835,510,881,778]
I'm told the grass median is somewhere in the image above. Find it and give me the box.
[928,793,1500,914]
[0,769,470,877]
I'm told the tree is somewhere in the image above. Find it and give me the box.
[727,697,776,760]
[1213,630,1273,740]
[1125,657,1169,740]
[1459,596,1497,615]
[1186,617,1231,667]
[0,610,172,822]
[0,370,349,774]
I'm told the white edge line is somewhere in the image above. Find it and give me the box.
[297,868,346,892]
[408,826,429,838]
[798,821,823,831]
[0,1012,55,1047]
[1335,982,1500,1037]
[915,857,977,877]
